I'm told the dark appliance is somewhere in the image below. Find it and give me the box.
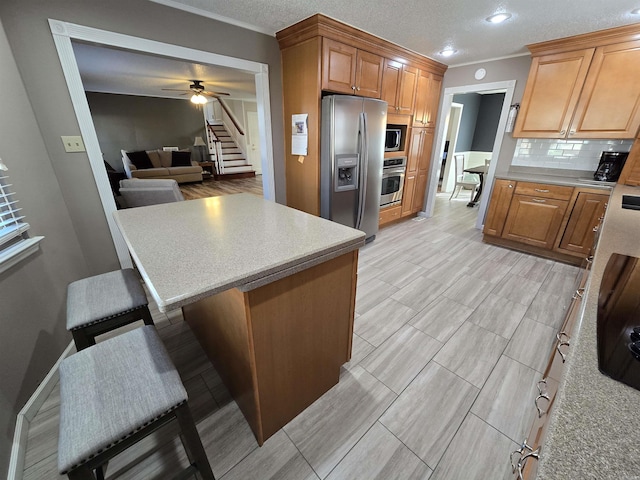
[593,151,629,182]
[597,253,640,391]
[385,128,402,152]
[380,156,406,207]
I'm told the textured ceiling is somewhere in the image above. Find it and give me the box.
[73,42,257,100]
[152,0,640,66]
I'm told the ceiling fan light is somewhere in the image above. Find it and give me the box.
[632,8,640,14]
[439,48,457,57]
[190,93,207,105]
[486,12,512,23]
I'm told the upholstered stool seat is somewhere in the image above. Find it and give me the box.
[58,325,215,479]
[66,268,153,350]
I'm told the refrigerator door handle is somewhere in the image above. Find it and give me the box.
[356,111,368,229]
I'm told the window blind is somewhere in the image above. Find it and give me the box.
[0,173,30,249]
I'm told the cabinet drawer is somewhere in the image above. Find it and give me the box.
[379,205,402,224]
[515,182,574,201]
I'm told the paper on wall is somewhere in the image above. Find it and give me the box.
[292,114,308,156]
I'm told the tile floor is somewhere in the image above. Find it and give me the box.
[22,193,581,479]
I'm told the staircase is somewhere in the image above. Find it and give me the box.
[206,122,255,179]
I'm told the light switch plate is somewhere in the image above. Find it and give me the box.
[61,136,86,152]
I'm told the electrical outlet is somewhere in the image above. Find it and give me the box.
[61,136,86,153]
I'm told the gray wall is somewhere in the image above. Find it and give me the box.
[444,55,532,175]
[0,1,286,476]
[87,92,207,170]
[452,93,481,152]
[0,19,89,478]
[472,93,506,152]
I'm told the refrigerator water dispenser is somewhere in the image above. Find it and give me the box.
[335,154,359,191]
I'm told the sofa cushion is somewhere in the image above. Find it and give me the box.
[132,168,170,179]
[171,151,192,167]
[158,150,173,168]
[146,150,163,168]
[167,165,202,175]
[127,151,154,170]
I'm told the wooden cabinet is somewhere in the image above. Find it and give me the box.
[619,130,640,185]
[401,128,433,216]
[381,60,418,114]
[557,191,608,256]
[502,195,569,249]
[413,70,442,128]
[277,15,446,216]
[322,38,384,98]
[379,204,402,225]
[513,49,594,138]
[514,26,640,139]
[483,179,515,236]
[483,178,611,263]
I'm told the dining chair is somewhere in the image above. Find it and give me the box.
[449,154,480,201]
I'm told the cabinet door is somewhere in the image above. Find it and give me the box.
[512,49,595,138]
[557,192,608,255]
[483,179,515,237]
[398,65,419,115]
[413,70,442,128]
[322,38,357,94]
[502,195,569,249]
[570,40,640,138]
[381,59,402,113]
[355,50,384,98]
[412,171,429,214]
[401,173,416,216]
[619,134,640,185]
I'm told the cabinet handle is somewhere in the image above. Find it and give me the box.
[535,393,551,418]
[560,130,566,135]
[569,130,576,135]
[586,255,594,264]
[511,439,537,476]
[573,288,585,299]
[534,188,550,193]
[518,450,540,479]
[593,225,599,233]
[531,198,546,203]
[356,86,361,91]
[556,332,570,362]
[351,85,356,91]
[509,184,514,188]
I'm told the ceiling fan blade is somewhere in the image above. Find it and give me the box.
[161,88,191,92]
[203,90,230,96]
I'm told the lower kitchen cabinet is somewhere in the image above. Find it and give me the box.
[483,178,611,264]
[379,204,402,225]
[502,195,569,249]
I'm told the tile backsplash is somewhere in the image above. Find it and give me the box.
[511,138,633,171]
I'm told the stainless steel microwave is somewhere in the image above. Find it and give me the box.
[385,128,402,152]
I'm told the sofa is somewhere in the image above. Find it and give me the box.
[121,148,203,183]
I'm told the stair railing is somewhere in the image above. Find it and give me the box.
[205,121,224,175]
[217,99,247,159]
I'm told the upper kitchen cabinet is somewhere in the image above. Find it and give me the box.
[514,24,640,139]
[322,38,384,98]
[276,14,447,216]
[413,70,443,128]
[381,59,418,114]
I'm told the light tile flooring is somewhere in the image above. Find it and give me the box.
[22,193,581,479]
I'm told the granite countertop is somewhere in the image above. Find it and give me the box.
[538,184,640,479]
[113,193,366,312]
[495,171,614,191]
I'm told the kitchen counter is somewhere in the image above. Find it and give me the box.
[495,171,614,191]
[538,184,640,478]
[113,193,365,312]
[113,193,365,445]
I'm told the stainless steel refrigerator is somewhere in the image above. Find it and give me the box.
[320,95,387,242]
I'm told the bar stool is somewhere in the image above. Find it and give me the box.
[57,325,215,480]
[66,269,154,351]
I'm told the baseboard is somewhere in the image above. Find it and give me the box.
[7,340,74,480]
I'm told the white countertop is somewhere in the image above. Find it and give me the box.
[539,184,640,478]
[113,194,365,312]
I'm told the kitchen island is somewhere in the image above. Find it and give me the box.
[113,193,365,445]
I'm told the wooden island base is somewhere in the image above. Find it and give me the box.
[183,251,358,445]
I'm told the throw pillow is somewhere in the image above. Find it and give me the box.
[171,151,192,167]
[127,150,154,170]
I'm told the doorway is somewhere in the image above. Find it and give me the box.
[49,19,276,268]
[424,80,516,230]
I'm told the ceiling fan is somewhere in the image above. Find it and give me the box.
[162,80,230,104]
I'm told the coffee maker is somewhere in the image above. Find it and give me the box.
[593,151,629,182]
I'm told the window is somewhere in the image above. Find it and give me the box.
[0,159,43,274]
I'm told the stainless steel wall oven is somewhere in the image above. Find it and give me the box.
[380,156,406,207]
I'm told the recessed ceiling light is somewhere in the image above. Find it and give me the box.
[439,48,457,57]
[632,8,640,14]
[486,12,512,23]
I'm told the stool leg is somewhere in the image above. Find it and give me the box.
[71,329,95,351]
[175,403,215,480]
[67,465,96,480]
[141,305,154,326]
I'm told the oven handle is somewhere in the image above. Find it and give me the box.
[382,167,407,176]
